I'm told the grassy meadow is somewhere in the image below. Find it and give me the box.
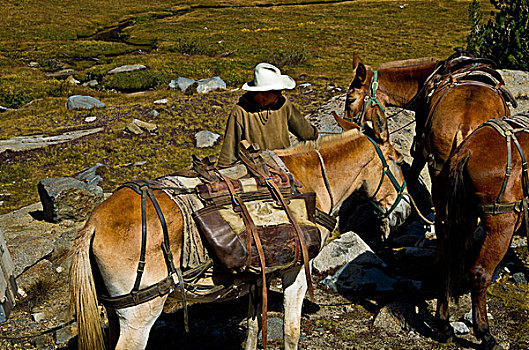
[0,0,493,214]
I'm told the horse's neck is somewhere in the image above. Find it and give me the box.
[277,135,371,213]
[378,62,438,108]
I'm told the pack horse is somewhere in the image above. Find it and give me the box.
[338,50,515,186]
[69,118,410,350]
[434,112,529,349]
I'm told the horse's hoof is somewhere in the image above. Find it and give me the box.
[437,329,454,343]
[481,334,499,350]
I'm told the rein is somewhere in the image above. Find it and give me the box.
[364,134,407,218]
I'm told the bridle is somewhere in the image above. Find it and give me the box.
[345,71,386,127]
[364,134,407,218]
[313,133,407,219]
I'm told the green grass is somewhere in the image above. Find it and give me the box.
[0,0,495,214]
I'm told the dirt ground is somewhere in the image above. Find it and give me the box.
[1,98,528,350]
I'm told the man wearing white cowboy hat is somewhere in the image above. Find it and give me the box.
[218,63,318,165]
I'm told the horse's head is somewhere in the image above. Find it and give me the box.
[342,55,388,136]
[359,120,410,231]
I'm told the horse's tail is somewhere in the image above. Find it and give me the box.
[68,221,105,350]
[440,151,475,298]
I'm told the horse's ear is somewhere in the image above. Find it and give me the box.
[371,107,389,143]
[351,55,367,88]
[332,111,361,131]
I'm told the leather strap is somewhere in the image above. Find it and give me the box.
[221,174,269,350]
[102,181,190,332]
[239,151,315,300]
[265,177,315,301]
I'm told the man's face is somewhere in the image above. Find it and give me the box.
[254,91,282,108]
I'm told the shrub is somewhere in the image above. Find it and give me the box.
[0,86,34,108]
[166,37,218,56]
[467,0,529,70]
[101,70,168,92]
[266,43,310,67]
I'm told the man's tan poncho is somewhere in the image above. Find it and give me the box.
[218,93,318,165]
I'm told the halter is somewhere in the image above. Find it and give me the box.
[345,71,386,127]
[364,134,407,218]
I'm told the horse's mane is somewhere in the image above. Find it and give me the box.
[274,128,363,156]
[378,57,439,70]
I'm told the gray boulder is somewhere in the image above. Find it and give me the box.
[195,130,221,148]
[107,64,147,75]
[312,231,385,274]
[65,95,106,111]
[9,236,54,277]
[74,164,104,186]
[46,69,77,80]
[324,264,397,294]
[37,177,104,223]
[197,76,226,93]
[169,77,197,92]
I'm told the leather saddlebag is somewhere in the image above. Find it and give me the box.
[192,193,321,273]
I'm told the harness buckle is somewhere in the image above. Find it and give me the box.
[130,290,140,305]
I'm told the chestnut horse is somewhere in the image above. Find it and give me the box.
[433,112,529,349]
[69,119,410,350]
[339,52,514,187]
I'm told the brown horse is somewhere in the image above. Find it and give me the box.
[339,52,513,187]
[433,112,529,349]
[69,117,410,350]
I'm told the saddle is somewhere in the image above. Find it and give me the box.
[430,48,517,108]
[191,141,322,275]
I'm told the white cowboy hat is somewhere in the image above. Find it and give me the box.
[242,63,296,91]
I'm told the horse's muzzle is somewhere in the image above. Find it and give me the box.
[388,193,411,228]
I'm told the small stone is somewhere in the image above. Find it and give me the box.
[82,79,98,87]
[56,266,63,273]
[451,321,470,335]
[55,323,77,346]
[84,116,97,123]
[66,76,80,85]
[132,119,158,133]
[154,98,168,105]
[28,61,40,68]
[125,122,143,135]
[512,272,527,284]
[149,110,160,117]
[32,312,46,323]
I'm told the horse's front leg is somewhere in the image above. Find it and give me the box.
[245,281,263,350]
[281,265,308,350]
[407,153,427,189]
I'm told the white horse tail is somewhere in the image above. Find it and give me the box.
[68,221,106,350]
